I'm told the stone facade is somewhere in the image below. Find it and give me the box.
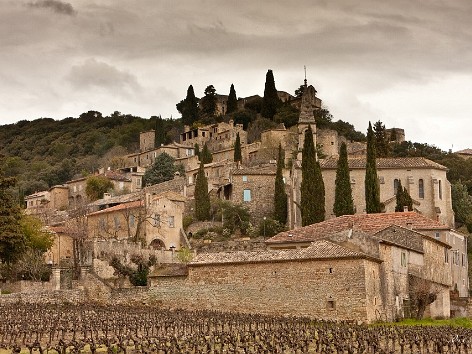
[319,157,454,228]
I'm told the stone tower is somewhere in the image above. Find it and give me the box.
[297,85,318,161]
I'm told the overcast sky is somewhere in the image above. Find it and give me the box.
[1,0,471,151]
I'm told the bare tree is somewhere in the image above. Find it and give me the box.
[409,275,441,320]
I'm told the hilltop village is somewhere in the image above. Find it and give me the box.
[3,79,469,323]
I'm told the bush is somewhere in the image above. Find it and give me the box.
[257,218,286,238]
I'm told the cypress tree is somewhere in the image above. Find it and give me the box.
[373,120,389,157]
[194,143,200,159]
[200,143,213,164]
[261,69,281,119]
[227,84,238,114]
[274,144,287,225]
[154,115,166,147]
[365,122,381,213]
[333,142,355,216]
[300,125,325,226]
[233,132,242,163]
[395,180,413,212]
[194,161,210,221]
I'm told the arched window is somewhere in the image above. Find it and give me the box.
[418,179,424,199]
[394,179,400,194]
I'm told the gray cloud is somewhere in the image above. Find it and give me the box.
[28,0,76,16]
[67,59,140,94]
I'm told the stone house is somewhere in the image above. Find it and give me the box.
[267,211,467,316]
[319,156,454,227]
[45,225,74,266]
[25,185,69,215]
[455,148,472,159]
[230,164,290,222]
[87,191,186,250]
[151,240,384,322]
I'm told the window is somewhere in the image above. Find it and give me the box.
[153,214,160,227]
[438,180,442,200]
[462,253,466,267]
[99,218,106,231]
[114,216,120,229]
[327,300,336,309]
[129,215,135,228]
[444,249,449,264]
[242,175,248,182]
[435,232,440,239]
[243,189,251,202]
[394,179,400,194]
[136,177,141,187]
[418,179,424,199]
[401,252,407,267]
[168,216,175,228]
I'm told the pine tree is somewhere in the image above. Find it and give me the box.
[200,143,213,164]
[274,144,287,225]
[200,85,217,117]
[261,69,281,119]
[365,122,381,213]
[0,176,26,264]
[227,84,238,114]
[333,142,355,216]
[373,120,389,157]
[194,161,210,221]
[233,132,242,163]
[395,180,413,212]
[176,85,199,126]
[301,126,325,226]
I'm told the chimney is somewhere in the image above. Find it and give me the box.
[406,221,413,230]
[103,193,111,200]
[403,206,409,212]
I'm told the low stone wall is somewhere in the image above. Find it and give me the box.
[0,280,53,294]
[451,297,469,318]
[0,289,86,305]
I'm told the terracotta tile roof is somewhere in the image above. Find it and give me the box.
[232,165,277,175]
[320,157,447,170]
[150,264,188,277]
[266,212,449,244]
[190,240,378,266]
[87,200,142,216]
[456,148,472,155]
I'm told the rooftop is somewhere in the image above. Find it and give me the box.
[88,200,142,216]
[267,212,449,244]
[190,240,378,266]
[320,156,447,170]
[232,165,277,175]
[456,148,472,155]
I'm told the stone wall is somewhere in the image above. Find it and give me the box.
[150,258,377,322]
[0,289,86,305]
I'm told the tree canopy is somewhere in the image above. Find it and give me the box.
[194,161,210,221]
[85,175,114,201]
[227,84,238,114]
[143,152,184,186]
[395,180,413,212]
[200,85,217,118]
[176,85,199,126]
[274,144,287,225]
[233,132,242,163]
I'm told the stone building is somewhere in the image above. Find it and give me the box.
[151,240,384,322]
[455,148,472,159]
[230,164,290,222]
[87,191,186,250]
[267,211,467,307]
[319,156,454,227]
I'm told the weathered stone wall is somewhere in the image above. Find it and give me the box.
[150,258,375,322]
[0,290,86,305]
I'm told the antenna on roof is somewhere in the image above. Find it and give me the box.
[304,65,307,87]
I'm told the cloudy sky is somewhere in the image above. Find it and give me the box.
[1,0,471,151]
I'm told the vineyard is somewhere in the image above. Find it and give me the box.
[0,304,471,353]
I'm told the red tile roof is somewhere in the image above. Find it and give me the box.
[87,200,142,216]
[320,157,447,170]
[266,212,449,245]
[190,240,379,266]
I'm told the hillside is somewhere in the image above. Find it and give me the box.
[0,111,182,196]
